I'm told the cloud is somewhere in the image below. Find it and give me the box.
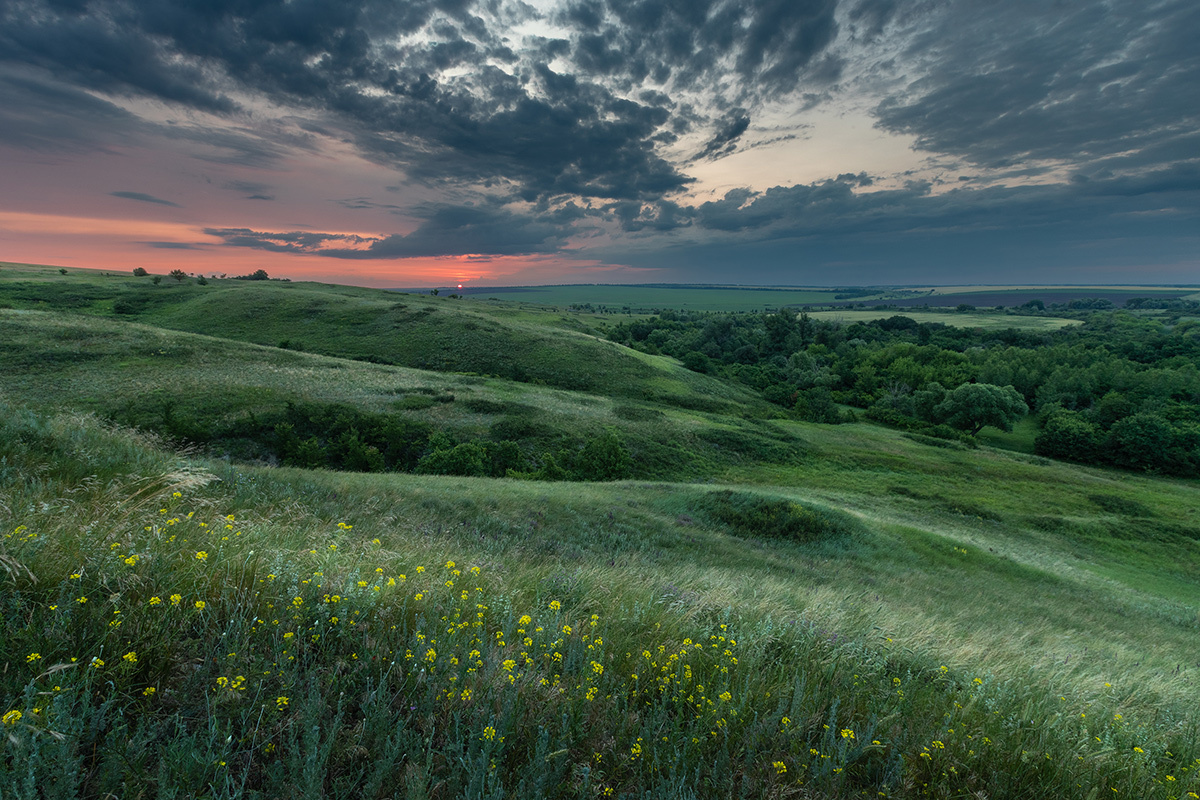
[110,191,182,207]
[554,0,843,101]
[204,202,573,259]
[872,0,1200,176]
[202,228,375,254]
[596,166,1200,284]
[694,110,751,161]
[0,0,691,202]
[334,197,404,212]
[2,0,1195,285]
[141,241,205,249]
[220,180,276,201]
[0,67,141,152]
[846,0,897,41]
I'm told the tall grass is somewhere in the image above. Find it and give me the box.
[4,406,1200,798]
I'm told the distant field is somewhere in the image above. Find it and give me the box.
[922,284,1200,294]
[451,282,1200,312]
[456,284,846,311]
[805,309,1080,330]
[894,285,1198,308]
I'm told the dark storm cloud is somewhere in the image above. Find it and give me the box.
[692,168,1200,242]
[874,0,1200,175]
[0,0,691,202]
[204,202,570,259]
[347,61,688,200]
[606,199,693,232]
[553,0,842,101]
[0,1,237,113]
[694,110,751,161]
[0,68,140,152]
[353,204,568,258]
[600,171,1200,283]
[110,191,182,207]
[846,0,897,40]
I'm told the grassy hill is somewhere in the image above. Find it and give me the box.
[2,263,1199,799]
[0,264,762,411]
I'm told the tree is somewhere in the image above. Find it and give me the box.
[132,267,148,276]
[935,383,1028,435]
[1034,410,1102,462]
[572,429,633,480]
[681,351,710,373]
[1106,413,1175,472]
[169,269,188,281]
[794,387,840,424]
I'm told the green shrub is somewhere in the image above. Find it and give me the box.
[1035,410,1102,462]
[416,441,489,476]
[571,428,633,481]
[699,490,860,543]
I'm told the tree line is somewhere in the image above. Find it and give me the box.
[605,308,1200,476]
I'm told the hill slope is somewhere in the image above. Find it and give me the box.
[2,264,1199,798]
[0,264,763,412]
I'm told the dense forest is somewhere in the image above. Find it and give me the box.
[606,307,1200,476]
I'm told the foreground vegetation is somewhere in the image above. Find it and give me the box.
[2,264,1199,798]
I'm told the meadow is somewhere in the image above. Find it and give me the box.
[801,310,1080,331]
[2,264,1199,799]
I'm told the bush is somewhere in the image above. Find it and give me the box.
[681,351,710,373]
[1106,413,1177,473]
[699,490,860,543]
[132,267,148,277]
[416,441,488,476]
[794,387,841,423]
[571,428,632,481]
[1035,410,1102,463]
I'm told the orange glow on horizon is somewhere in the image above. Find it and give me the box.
[0,223,660,289]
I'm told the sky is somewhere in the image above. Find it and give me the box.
[1,0,1197,288]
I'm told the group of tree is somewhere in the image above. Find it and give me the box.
[606,308,1200,476]
[177,400,635,482]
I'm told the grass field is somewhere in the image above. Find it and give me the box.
[3,261,1200,798]
[804,309,1081,330]
[460,284,852,312]
[921,284,1200,295]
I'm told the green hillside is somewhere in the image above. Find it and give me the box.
[0,264,760,412]
[2,264,1199,799]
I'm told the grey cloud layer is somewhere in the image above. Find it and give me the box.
[0,0,699,201]
[2,0,1196,274]
[205,202,573,258]
[874,0,1200,177]
[554,0,842,99]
